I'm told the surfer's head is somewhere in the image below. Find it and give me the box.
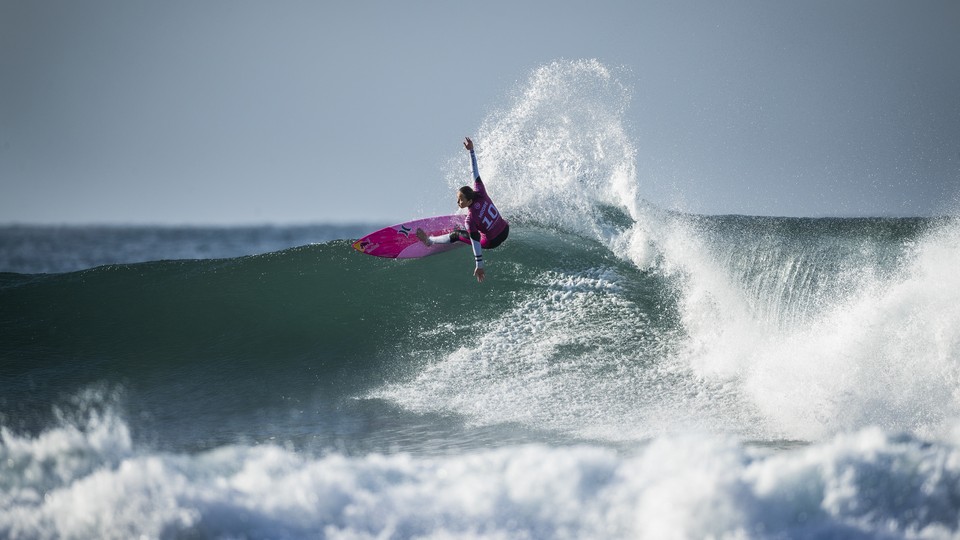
[457,186,475,209]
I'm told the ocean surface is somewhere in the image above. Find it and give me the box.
[4,60,960,539]
[4,214,960,539]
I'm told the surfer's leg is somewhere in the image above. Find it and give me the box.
[419,228,474,246]
[418,228,455,246]
[417,228,442,246]
[450,229,477,245]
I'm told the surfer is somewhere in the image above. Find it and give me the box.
[417,137,510,283]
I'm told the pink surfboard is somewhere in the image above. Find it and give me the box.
[352,215,467,259]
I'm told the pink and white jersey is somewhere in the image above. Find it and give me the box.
[465,177,508,241]
[465,150,508,241]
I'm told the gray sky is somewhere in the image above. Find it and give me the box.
[2,0,958,224]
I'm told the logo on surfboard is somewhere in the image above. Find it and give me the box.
[352,239,380,254]
[397,225,412,237]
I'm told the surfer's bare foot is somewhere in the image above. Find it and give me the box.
[416,228,432,246]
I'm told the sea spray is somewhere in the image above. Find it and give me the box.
[423,59,960,442]
[468,59,643,248]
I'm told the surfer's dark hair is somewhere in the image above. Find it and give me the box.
[459,186,476,201]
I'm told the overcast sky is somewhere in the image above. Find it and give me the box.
[1,0,958,224]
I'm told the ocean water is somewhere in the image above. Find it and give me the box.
[4,60,960,539]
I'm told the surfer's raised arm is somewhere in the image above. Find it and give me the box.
[464,137,480,181]
[416,136,511,283]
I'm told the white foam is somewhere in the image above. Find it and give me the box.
[373,265,768,442]
[629,212,959,438]
[626,213,960,441]
[4,411,960,539]
[740,221,960,439]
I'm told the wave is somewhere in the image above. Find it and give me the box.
[4,213,956,446]
[3,400,960,539]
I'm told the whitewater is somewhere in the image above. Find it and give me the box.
[3,60,960,539]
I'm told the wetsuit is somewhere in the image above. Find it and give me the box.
[428,147,510,271]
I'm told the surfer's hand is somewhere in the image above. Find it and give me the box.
[416,228,432,246]
[463,137,474,152]
[474,267,485,283]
